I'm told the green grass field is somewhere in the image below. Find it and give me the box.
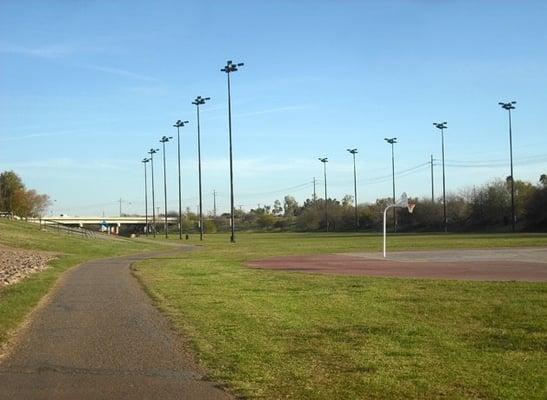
[134,232,547,399]
[0,219,160,349]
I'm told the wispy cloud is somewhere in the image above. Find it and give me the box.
[234,105,311,118]
[4,158,129,172]
[0,130,83,142]
[206,104,311,120]
[0,41,159,83]
[193,156,329,176]
[0,43,72,58]
[81,64,160,82]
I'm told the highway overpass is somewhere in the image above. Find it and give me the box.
[30,216,179,235]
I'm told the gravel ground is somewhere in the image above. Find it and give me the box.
[0,245,57,286]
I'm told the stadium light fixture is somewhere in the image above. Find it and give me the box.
[221,60,244,243]
[173,120,189,240]
[499,101,517,232]
[433,122,448,232]
[192,97,210,241]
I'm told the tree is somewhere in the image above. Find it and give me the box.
[283,195,299,217]
[341,195,354,208]
[0,171,24,213]
[257,213,275,229]
[272,199,283,216]
[523,175,547,230]
[0,171,50,218]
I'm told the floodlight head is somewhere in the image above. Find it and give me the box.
[222,60,243,73]
[499,101,516,110]
[318,157,328,163]
[192,96,209,105]
[434,122,447,130]
[347,148,358,154]
[160,136,171,143]
[142,158,150,163]
[384,137,397,144]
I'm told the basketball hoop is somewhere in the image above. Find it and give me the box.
[407,203,416,214]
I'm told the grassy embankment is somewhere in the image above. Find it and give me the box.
[0,219,160,348]
[134,232,547,399]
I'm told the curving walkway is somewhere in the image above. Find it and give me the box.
[0,249,231,400]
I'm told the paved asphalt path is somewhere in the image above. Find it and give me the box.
[0,249,232,400]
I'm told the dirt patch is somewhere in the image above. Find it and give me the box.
[0,245,57,286]
[247,252,547,282]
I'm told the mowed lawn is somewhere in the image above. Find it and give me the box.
[0,219,160,349]
[134,232,547,399]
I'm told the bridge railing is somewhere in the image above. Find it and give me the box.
[40,219,97,239]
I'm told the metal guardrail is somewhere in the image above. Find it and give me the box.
[40,219,97,238]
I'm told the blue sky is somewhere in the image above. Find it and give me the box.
[1,0,546,216]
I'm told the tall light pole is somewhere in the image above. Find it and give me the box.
[142,158,150,236]
[173,119,189,240]
[221,60,244,243]
[499,101,517,232]
[347,148,359,231]
[384,138,397,232]
[192,96,210,241]
[148,148,159,237]
[160,136,172,238]
[318,157,329,232]
[433,122,448,232]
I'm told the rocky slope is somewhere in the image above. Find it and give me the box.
[0,245,57,286]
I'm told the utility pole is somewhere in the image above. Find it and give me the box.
[119,198,122,217]
[313,177,316,205]
[430,154,435,204]
[212,190,217,217]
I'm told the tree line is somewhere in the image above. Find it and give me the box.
[0,171,50,219]
[3,169,545,232]
[183,173,546,233]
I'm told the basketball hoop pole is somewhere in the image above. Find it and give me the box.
[383,194,415,258]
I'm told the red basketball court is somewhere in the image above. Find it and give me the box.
[247,248,547,281]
